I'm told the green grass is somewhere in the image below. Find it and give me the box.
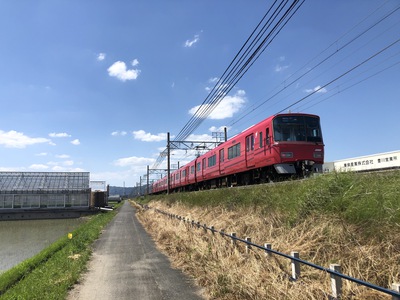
[143,171,400,239]
[0,202,123,300]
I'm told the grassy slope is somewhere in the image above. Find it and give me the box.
[137,171,400,299]
[0,203,121,300]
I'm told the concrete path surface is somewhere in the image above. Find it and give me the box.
[68,201,204,300]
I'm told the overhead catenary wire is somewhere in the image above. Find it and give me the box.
[152,0,304,170]
[276,37,400,114]
[227,1,400,129]
[174,0,305,142]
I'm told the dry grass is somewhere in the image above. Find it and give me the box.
[134,200,399,299]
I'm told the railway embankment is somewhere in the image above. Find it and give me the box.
[136,171,400,299]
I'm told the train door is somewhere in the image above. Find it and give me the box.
[245,133,255,167]
[202,158,206,179]
[219,148,225,174]
[266,128,271,152]
[185,166,189,185]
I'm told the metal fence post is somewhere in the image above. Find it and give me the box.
[291,251,300,280]
[392,282,400,300]
[264,243,272,257]
[246,237,252,254]
[231,232,236,247]
[330,264,342,299]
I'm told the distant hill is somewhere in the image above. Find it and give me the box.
[109,185,149,197]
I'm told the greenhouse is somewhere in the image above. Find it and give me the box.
[0,172,91,209]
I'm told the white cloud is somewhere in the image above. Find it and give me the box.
[56,154,70,159]
[114,156,155,167]
[29,164,49,170]
[275,64,289,72]
[47,160,74,167]
[132,130,167,142]
[71,139,80,145]
[108,61,140,82]
[131,59,139,66]
[305,85,327,94]
[111,131,127,136]
[184,34,200,47]
[36,152,48,156]
[188,90,246,120]
[49,132,71,138]
[0,130,51,148]
[186,133,213,141]
[209,125,230,132]
[51,166,85,172]
[97,53,106,61]
[45,159,82,172]
[63,160,74,166]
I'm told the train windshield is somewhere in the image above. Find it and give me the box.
[273,115,323,142]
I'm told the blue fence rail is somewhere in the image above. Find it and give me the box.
[149,207,400,299]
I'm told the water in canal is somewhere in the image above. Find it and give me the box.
[0,218,85,273]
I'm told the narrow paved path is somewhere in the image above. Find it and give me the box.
[68,201,204,300]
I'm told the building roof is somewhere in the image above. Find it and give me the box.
[0,172,90,193]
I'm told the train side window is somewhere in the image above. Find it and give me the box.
[246,134,254,152]
[228,143,241,159]
[208,154,216,167]
[219,149,224,162]
[259,132,263,148]
[266,128,270,145]
[196,162,201,171]
[191,165,195,174]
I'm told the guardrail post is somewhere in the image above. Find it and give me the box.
[264,243,272,257]
[246,237,252,254]
[231,232,236,247]
[211,225,215,235]
[203,224,207,233]
[330,264,342,299]
[197,221,200,229]
[392,282,400,300]
[291,251,300,280]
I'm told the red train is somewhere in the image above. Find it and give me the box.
[152,113,324,194]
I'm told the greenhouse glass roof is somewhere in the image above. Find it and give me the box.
[0,172,90,193]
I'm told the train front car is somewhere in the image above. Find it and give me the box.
[271,114,324,177]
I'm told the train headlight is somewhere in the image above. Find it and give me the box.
[313,152,323,158]
[281,152,293,158]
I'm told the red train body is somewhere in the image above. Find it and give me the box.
[152,113,324,194]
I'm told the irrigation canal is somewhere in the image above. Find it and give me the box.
[0,218,85,273]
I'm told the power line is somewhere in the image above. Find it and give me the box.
[276,37,400,114]
[227,2,400,129]
[151,0,304,170]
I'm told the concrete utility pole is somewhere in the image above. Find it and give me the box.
[146,165,149,195]
[167,132,170,195]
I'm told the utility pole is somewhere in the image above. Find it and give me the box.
[146,165,149,195]
[167,132,170,195]
[139,176,142,196]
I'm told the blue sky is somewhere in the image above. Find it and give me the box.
[0,1,399,187]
